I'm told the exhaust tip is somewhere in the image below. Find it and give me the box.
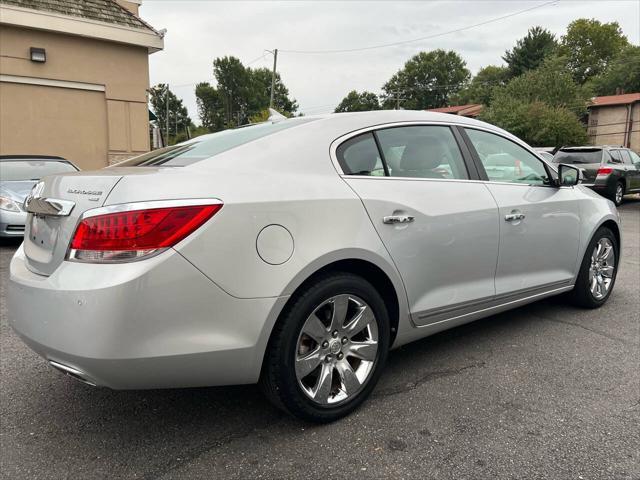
[48,360,97,387]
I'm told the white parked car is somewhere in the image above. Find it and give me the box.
[9,111,620,422]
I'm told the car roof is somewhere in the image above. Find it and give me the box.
[0,155,68,161]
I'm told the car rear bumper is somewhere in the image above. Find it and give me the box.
[0,210,27,237]
[8,245,286,389]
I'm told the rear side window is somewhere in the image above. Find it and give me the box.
[609,150,624,164]
[336,133,385,176]
[619,150,632,165]
[376,126,468,179]
[115,119,317,167]
[554,149,603,164]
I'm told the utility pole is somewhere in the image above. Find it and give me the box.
[165,84,169,146]
[390,89,404,110]
[269,48,278,109]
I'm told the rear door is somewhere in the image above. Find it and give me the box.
[620,150,640,191]
[338,124,499,325]
[462,127,581,296]
[627,150,640,190]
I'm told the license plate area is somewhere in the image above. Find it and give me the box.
[24,215,60,264]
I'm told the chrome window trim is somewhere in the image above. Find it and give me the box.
[329,120,558,182]
[78,198,223,219]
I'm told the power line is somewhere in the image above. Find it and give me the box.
[281,0,558,54]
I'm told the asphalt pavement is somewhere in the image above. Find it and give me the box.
[1,199,638,480]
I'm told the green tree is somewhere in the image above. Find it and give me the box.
[213,56,252,127]
[149,84,191,145]
[195,82,225,132]
[482,99,587,147]
[495,56,590,113]
[248,68,298,116]
[502,26,558,78]
[381,49,470,109]
[480,57,589,147]
[453,65,509,106]
[588,45,640,96]
[560,19,629,84]
[196,56,298,130]
[334,90,381,112]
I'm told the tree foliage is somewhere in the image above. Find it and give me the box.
[502,26,558,78]
[588,45,640,96]
[560,19,629,84]
[195,56,298,131]
[481,58,589,147]
[149,84,191,145]
[381,49,470,109]
[334,90,381,112]
[495,56,590,113]
[452,65,509,106]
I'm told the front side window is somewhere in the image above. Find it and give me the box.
[376,126,469,179]
[336,133,385,176]
[465,129,550,186]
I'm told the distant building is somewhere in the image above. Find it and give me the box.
[587,93,640,151]
[0,0,164,169]
[424,104,484,118]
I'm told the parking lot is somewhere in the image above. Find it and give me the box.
[0,199,638,480]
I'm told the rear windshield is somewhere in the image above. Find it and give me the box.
[115,118,317,167]
[0,160,77,181]
[553,149,602,164]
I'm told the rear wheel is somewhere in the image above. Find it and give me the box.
[611,181,624,206]
[260,272,390,423]
[569,227,618,308]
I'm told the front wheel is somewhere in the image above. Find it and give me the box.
[260,272,390,423]
[569,227,619,308]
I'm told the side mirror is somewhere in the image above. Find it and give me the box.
[558,164,581,187]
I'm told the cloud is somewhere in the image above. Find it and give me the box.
[142,0,640,121]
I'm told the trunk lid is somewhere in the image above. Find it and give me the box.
[23,171,124,276]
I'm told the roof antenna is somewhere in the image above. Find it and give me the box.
[268,108,286,123]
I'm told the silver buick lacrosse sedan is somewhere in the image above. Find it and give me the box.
[9,110,620,422]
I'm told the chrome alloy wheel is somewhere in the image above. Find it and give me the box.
[295,294,379,406]
[615,184,624,205]
[589,238,616,300]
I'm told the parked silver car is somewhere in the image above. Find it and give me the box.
[9,111,621,422]
[0,156,78,237]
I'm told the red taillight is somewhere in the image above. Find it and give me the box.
[597,167,613,175]
[68,202,222,263]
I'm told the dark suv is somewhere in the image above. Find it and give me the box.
[553,146,640,206]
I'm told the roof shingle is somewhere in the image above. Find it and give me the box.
[0,0,155,32]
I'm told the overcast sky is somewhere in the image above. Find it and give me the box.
[142,0,640,123]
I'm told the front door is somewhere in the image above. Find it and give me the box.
[463,128,581,296]
[338,125,499,325]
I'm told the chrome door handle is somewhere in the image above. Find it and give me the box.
[504,213,525,222]
[383,215,415,224]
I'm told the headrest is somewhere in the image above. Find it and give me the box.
[400,136,447,171]
[346,142,378,174]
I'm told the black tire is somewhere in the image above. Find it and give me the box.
[569,227,619,308]
[260,272,390,423]
[610,181,625,206]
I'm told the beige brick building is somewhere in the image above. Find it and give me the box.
[587,93,640,152]
[0,0,163,170]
